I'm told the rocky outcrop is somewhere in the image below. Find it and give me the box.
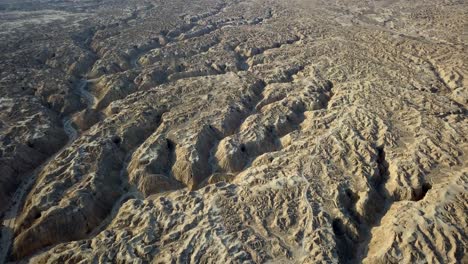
[0,97,67,213]
[0,0,466,263]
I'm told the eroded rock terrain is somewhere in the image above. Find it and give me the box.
[0,0,467,263]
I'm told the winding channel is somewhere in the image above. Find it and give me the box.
[0,78,97,263]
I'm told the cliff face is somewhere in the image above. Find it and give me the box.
[0,0,467,263]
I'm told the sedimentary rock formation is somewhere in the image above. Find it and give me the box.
[0,0,466,263]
